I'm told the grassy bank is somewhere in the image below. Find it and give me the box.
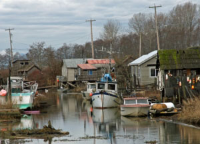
[0,120,69,139]
[178,97,200,124]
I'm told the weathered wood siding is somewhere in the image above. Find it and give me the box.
[78,70,97,81]
[62,66,67,77]
[67,69,75,81]
[77,69,102,81]
[140,57,157,85]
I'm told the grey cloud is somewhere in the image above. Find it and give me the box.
[0,0,200,53]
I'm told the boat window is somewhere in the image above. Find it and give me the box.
[125,99,136,104]
[12,88,21,93]
[108,84,115,90]
[98,83,105,89]
[90,84,96,89]
[137,99,148,104]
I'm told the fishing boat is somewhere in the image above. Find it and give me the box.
[81,82,96,100]
[7,77,38,110]
[92,74,122,108]
[120,97,150,117]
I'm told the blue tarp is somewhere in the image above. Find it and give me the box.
[101,74,112,82]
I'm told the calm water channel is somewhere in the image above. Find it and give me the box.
[1,91,200,144]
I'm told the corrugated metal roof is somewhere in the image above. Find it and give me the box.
[78,64,97,70]
[63,59,92,68]
[87,59,115,64]
[128,50,157,66]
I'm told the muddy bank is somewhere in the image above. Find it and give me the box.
[0,120,69,140]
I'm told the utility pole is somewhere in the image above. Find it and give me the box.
[86,19,96,59]
[139,32,142,57]
[5,28,14,103]
[149,4,162,50]
[5,28,14,62]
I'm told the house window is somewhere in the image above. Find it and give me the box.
[150,67,158,77]
[88,70,93,75]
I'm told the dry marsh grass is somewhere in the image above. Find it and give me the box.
[179,97,200,124]
[0,101,17,109]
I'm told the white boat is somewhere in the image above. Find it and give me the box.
[7,77,38,110]
[81,83,96,100]
[120,97,150,117]
[92,74,121,108]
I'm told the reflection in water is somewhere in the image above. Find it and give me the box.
[92,108,120,144]
[2,91,200,144]
[179,124,200,144]
[12,115,35,130]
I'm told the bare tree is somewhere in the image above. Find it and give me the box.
[100,19,121,41]
[56,43,70,60]
[27,42,45,68]
[129,13,148,56]
[168,2,198,49]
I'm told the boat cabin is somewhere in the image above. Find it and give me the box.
[86,83,96,92]
[123,97,149,105]
[96,82,118,93]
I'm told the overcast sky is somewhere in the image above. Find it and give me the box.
[0,0,200,54]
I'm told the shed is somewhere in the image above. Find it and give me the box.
[77,64,99,81]
[62,59,91,82]
[129,50,157,86]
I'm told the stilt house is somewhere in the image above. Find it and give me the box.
[157,47,200,102]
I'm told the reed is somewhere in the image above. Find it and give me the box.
[179,97,200,124]
[0,101,17,109]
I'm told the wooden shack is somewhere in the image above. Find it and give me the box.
[62,59,89,82]
[129,50,157,87]
[157,47,200,103]
[12,60,41,80]
[77,64,100,82]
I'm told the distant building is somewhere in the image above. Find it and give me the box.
[62,59,89,82]
[77,64,98,82]
[12,60,41,80]
[61,58,116,83]
[129,50,157,87]
[86,59,115,74]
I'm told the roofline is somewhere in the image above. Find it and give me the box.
[128,51,157,66]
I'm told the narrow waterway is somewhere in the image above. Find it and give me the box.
[1,91,200,144]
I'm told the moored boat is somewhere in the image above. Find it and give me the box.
[120,97,150,117]
[7,77,38,110]
[81,82,96,100]
[92,74,122,108]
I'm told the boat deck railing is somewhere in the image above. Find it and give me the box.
[23,81,38,93]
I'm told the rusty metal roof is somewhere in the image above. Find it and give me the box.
[78,64,97,70]
[87,59,115,64]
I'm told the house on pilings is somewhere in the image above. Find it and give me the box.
[157,47,200,103]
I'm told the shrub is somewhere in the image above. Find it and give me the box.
[179,97,200,124]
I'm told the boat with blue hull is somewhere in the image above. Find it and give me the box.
[8,77,38,109]
[92,74,122,108]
